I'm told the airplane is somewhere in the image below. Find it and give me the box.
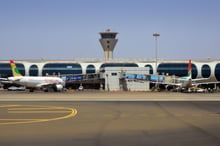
[7,60,65,92]
[159,60,215,92]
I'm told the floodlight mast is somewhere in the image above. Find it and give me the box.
[153,33,160,75]
[153,33,160,90]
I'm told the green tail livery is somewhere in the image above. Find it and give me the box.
[10,60,23,77]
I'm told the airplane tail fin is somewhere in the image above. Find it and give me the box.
[10,60,23,77]
[187,60,192,79]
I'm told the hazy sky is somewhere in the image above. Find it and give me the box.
[0,0,219,60]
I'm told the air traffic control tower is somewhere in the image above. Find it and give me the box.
[99,29,118,60]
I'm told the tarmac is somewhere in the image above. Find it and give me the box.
[0,91,220,101]
[1,91,220,146]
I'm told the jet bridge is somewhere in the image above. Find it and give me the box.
[61,73,103,90]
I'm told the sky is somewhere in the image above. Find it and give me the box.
[0,0,219,60]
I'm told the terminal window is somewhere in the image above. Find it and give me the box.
[101,34,116,38]
[111,73,117,76]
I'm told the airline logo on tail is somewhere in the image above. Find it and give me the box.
[187,60,192,78]
[10,60,23,77]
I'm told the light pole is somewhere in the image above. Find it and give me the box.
[153,33,160,90]
[153,33,160,75]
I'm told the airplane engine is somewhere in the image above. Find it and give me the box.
[55,84,63,91]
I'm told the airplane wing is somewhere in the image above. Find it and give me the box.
[0,78,8,81]
[0,78,13,84]
[192,78,210,82]
[192,81,220,86]
[192,78,219,85]
[7,77,22,82]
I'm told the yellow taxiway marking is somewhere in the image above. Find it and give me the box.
[8,107,55,110]
[0,105,77,125]
[0,119,52,121]
[8,111,71,113]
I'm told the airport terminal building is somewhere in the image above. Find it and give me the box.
[0,59,220,80]
[1,59,220,91]
[0,30,220,90]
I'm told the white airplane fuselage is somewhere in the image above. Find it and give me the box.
[8,76,64,91]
